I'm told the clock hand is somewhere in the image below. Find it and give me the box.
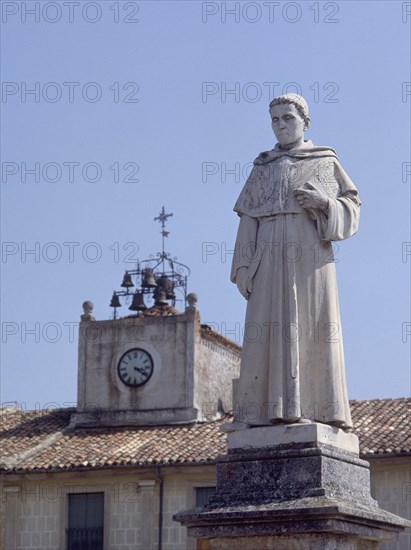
[134,367,147,374]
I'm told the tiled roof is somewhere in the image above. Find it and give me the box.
[349,398,410,455]
[0,398,409,473]
[0,408,227,473]
[0,407,72,466]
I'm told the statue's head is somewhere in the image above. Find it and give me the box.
[269,94,310,147]
[269,94,310,128]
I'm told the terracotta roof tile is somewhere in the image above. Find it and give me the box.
[0,407,72,467]
[1,398,409,473]
[350,398,410,455]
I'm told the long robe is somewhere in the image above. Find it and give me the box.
[231,141,360,429]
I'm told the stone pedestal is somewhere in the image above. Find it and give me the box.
[174,423,410,549]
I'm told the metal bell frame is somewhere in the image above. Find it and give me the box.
[109,207,190,319]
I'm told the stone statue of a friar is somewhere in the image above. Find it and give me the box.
[227,94,360,432]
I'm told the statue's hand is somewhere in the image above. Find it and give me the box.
[236,267,250,300]
[294,182,329,212]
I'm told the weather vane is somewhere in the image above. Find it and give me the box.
[154,206,173,270]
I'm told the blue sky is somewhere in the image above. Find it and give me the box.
[1,0,410,410]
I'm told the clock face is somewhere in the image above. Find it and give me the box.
[117,348,154,387]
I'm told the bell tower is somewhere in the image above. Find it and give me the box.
[71,208,240,428]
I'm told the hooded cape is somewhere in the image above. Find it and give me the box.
[234,140,359,218]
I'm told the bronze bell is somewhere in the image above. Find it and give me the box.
[155,290,168,306]
[110,292,121,308]
[157,274,175,299]
[142,269,157,288]
[129,292,147,311]
[121,272,134,288]
[166,287,176,300]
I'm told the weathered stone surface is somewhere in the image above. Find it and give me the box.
[175,496,409,544]
[174,440,410,547]
[204,533,380,549]
[212,440,373,507]
[227,422,359,453]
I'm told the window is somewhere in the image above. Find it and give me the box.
[195,486,216,508]
[67,493,104,550]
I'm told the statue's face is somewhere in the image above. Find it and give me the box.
[270,103,305,146]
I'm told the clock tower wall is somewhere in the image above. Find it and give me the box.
[74,307,240,427]
[194,329,241,420]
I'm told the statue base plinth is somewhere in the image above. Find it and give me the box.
[174,424,410,549]
[227,421,359,452]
